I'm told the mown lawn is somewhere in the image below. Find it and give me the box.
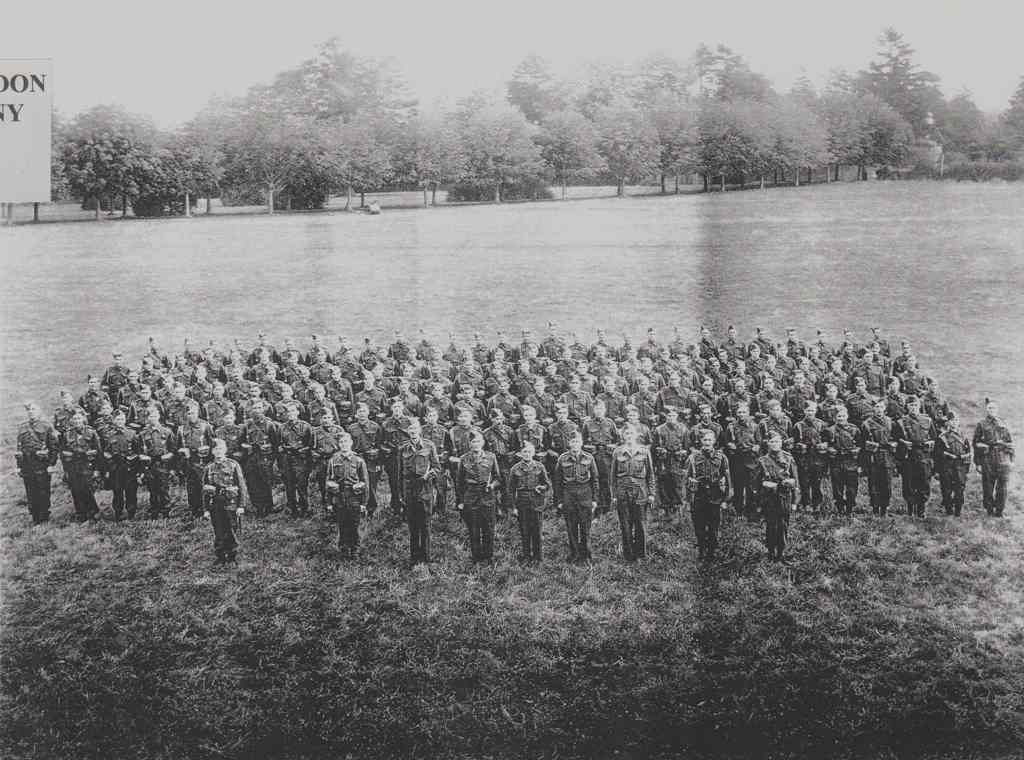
[2,467,1022,759]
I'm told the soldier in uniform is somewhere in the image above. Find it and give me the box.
[582,400,621,515]
[456,430,502,562]
[688,404,723,452]
[127,384,163,430]
[509,442,552,563]
[325,432,370,559]
[310,408,344,510]
[483,409,516,515]
[138,407,176,518]
[722,403,760,519]
[214,407,245,464]
[54,390,86,439]
[278,402,314,516]
[524,378,557,426]
[399,419,441,564]
[201,439,248,565]
[793,400,828,515]
[935,411,972,517]
[610,426,656,561]
[973,399,1014,517]
[653,407,689,517]
[421,407,453,514]
[628,375,659,428]
[554,431,599,562]
[15,402,59,524]
[204,381,236,430]
[753,431,798,562]
[381,400,414,517]
[176,401,215,518]
[240,400,280,517]
[79,375,107,425]
[824,406,862,516]
[103,409,140,520]
[860,398,898,516]
[60,410,103,521]
[684,429,732,561]
[545,403,579,478]
[102,350,131,406]
[325,365,356,426]
[894,395,938,518]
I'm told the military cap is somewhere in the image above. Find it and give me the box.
[905,395,920,405]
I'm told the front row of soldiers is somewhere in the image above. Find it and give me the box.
[14,392,1017,566]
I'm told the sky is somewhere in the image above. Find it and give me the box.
[4,0,1022,128]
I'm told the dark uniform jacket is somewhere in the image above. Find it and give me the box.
[553,449,599,504]
[16,419,59,471]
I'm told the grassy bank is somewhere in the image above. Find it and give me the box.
[2,464,1022,759]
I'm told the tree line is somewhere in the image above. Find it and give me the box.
[51,30,1024,217]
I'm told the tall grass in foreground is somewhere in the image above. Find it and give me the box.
[1,466,1023,759]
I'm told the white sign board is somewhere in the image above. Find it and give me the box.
[0,59,52,202]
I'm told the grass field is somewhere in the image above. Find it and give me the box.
[2,181,1024,758]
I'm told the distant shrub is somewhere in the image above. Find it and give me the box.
[944,160,1023,182]
[447,177,554,202]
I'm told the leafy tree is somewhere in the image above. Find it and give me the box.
[857,28,943,137]
[696,44,775,102]
[644,94,698,192]
[325,117,393,209]
[593,97,660,196]
[1002,76,1024,153]
[697,99,765,190]
[632,52,693,108]
[60,105,158,219]
[574,60,632,119]
[506,55,569,124]
[767,97,828,185]
[536,109,605,199]
[820,91,913,178]
[937,91,986,159]
[391,109,466,205]
[458,103,545,202]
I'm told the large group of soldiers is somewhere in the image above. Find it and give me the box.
[14,324,1016,566]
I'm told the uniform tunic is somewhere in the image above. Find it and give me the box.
[16,419,59,523]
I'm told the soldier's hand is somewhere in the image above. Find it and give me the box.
[46,466,55,474]
[592,501,598,510]
[511,508,519,517]
[457,503,464,512]
[646,495,655,505]
[203,511,211,519]
[361,505,367,516]
[237,508,244,516]
[15,468,21,476]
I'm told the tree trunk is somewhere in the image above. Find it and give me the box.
[344,185,352,210]
[206,196,212,214]
[494,183,501,203]
[720,174,726,192]
[794,167,800,187]
[825,165,830,183]
[431,183,438,206]
[423,187,429,207]
[184,191,191,217]
[286,195,293,211]
[674,175,680,194]
[360,191,365,208]
[561,180,567,200]
[739,172,744,188]
[702,174,709,192]
[95,199,101,221]
[617,178,624,197]
[760,175,766,189]
[660,173,666,194]
[33,202,39,222]
[122,193,128,217]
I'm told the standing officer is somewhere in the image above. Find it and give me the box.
[326,432,370,559]
[973,399,1014,517]
[104,409,141,520]
[582,400,620,515]
[138,407,176,518]
[554,431,599,563]
[79,375,107,425]
[509,442,552,563]
[399,419,441,565]
[753,431,798,562]
[722,404,760,519]
[610,426,656,561]
[204,381,236,430]
[15,402,59,524]
[201,439,248,565]
[824,406,862,517]
[861,398,898,516]
[545,403,579,478]
[381,400,414,517]
[240,399,280,517]
[176,401,215,518]
[347,402,384,516]
[935,412,972,517]
[456,431,502,562]
[684,429,732,561]
[102,350,131,407]
[653,407,689,518]
[793,400,828,515]
[278,402,314,516]
[60,410,103,521]
[894,396,938,518]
